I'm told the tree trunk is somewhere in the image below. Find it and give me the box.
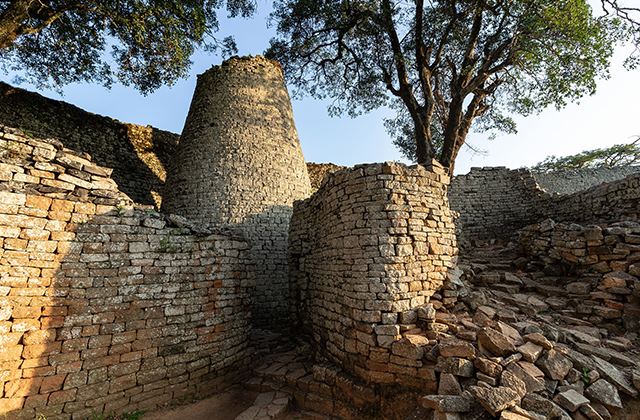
[0,0,35,50]
[414,115,435,166]
[440,96,464,174]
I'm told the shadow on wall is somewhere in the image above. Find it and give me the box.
[0,82,179,207]
[238,206,295,332]
[0,129,255,419]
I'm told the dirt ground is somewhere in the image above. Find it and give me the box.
[137,385,305,420]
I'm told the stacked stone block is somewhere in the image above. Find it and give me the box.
[449,167,545,238]
[533,165,640,196]
[0,82,179,207]
[518,219,640,326]
[450,166,640,239]
[0,128,255,419]
[289,162,457,386]
[162,56,311,332]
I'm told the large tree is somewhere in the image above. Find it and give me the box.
[0,0,256,94]
[266,0,627,174]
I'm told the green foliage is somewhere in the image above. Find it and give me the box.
[158,237,178,253]
[0,1,256,94]
[531,138,640,171]
[121,411,146,420]
[266,0,628,172]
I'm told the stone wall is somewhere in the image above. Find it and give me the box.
[448,167,545,238]
[449,166,640,239]
[162,56,311,332]
[534,166,640,196]
[0,82,179,207]
[0,127,255,419]
[289,161,457,387]
[549,173,640,225]
[518,219,640,327]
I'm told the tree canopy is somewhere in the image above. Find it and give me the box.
[531,138,640,171]
[266,0,629,174]
[0,0,256,94]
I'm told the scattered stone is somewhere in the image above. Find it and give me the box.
[518,342,544,363]
[500,353,522,367]
[573,343,611,361]
[469,386,521,417]
[553,389,590,412]
[536,349,573,381]
[421,395,471,412]
[509,406,546,420]
[478,305,497,319]
[478,327,517,357]
[584,379,623,412]
[579,404,605,420]
[438,373,463,396]
[633,370,640,392]
[590,356,638,397]
[565,368,581,384]
[566,282,591,295]
[418,304,436,321]
[435,357,475,378]
[521,394,563,420]
[566,349,595,371]
[474,357,503,378]
[590,403,612,420]
[523,333,553,350]
[563,330,601,347]
[433,411,462,420]
[439,339,476,358]
[500,370,526,398]
[499,411,529,420]
[496,322,524,346]
[506,362,545,394]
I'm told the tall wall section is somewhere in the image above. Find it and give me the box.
[0,82,179,207]
[162,56,311,332]
[289,162,457,387]
[0,126,255,419]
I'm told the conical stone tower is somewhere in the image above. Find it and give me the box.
[162,56,311,331]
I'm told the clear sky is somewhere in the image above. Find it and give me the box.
[2,3,639,175]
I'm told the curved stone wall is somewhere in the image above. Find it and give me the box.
[162,56,311,331]
[289,162,457,386]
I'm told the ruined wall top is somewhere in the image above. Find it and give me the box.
[0,82,178,207]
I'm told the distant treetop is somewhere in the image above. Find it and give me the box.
[531,138,640,171]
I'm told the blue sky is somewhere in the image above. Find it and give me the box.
[3,3,639,175]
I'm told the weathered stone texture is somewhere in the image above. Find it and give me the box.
[289,161,457,385]
[162,56,311,331]
[0,82,179,207]
[449,166,640,238]
[0,128,255,419]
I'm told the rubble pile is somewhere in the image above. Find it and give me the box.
[518,219,640,331]
[236,245,640,420]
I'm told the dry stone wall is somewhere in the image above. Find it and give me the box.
[0,82,179,207]
[448,167,545,238]
[289,161,457,387]
[450,166,640,239]
[162,56,311,332]
[519,219,640,327]
[0,127,255,419]
[534,166,640,195]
